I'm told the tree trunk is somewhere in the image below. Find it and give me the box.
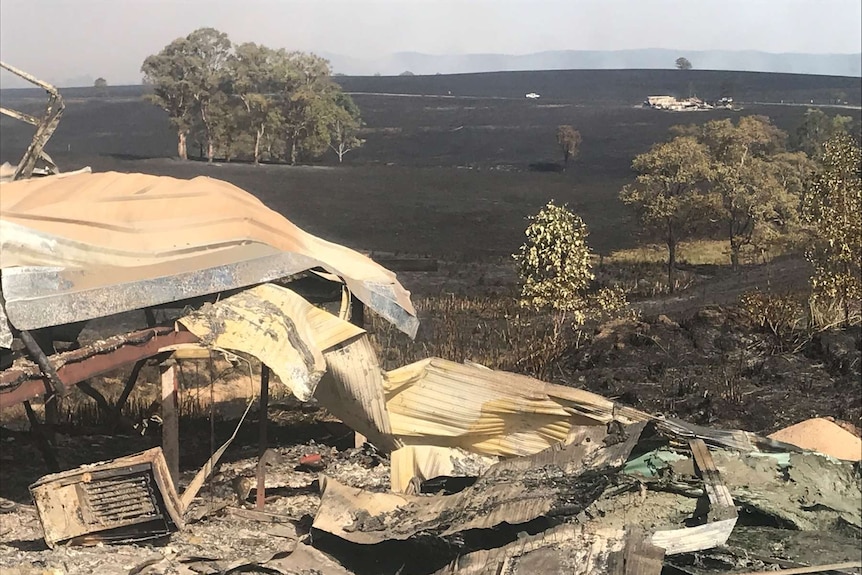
[290,140,298,166]
[177,131,188,160]
[337,146,345,163]
[730,240,740,271]
[254,127,263,165]
[667,219,676,294]
[843,261,851,326]
[563,151,569,171]
[207,140,214,163]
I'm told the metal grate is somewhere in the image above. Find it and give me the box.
[80,472,160,528]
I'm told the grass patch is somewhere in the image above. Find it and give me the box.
[607,239,801,267]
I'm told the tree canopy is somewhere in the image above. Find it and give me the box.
[801,132,862,325]
[695,116,808,268]
[675,57,693,70]
[620,136,714,292]
[790,108,853,158]
[513,201,595,323]
[141,28,363,164]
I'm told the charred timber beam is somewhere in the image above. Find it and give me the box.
[0,328,199,410]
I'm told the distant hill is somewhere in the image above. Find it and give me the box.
[322,49,862,78]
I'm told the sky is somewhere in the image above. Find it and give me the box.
[1,0,860,86]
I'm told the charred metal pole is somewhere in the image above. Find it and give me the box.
[19,330,68,398]
[113,360,145,423]
[20,330,66,438]
[256,365,270,510]
[22,401,59,472]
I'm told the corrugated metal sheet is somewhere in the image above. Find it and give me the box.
[177,283,364,401]
[315,334,400,452]
[0,171,417,338]
[382,358,650,458]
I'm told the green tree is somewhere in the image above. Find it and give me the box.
[675,57,693,70]
[801,133,862,326]
[328,92,364,162]
[280,52,338,165]
[142,33,361,166]
[227,43,291,164]
[698,116,803,269]
[791,108,853,158]
[556,125,582,171]
[185,27,232,163]
[620,136,714,292]
[141,37,198,159]
[513,201,595,326]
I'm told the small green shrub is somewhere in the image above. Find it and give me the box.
[739,289,803,336]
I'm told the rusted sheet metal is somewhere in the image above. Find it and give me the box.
[29,447,183,548]
[0,171,418,339]
[0,327,197,409]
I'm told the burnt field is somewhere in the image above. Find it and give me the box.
[1,70,861,574]
[1,67,859,435]
[1,69,860,258]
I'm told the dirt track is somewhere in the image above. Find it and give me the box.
[636,256,812,318]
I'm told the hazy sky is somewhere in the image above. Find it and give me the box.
[1,0,860,85]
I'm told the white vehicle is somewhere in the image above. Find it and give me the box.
[525,92,541,99]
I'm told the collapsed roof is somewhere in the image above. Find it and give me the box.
[0,170,418,347]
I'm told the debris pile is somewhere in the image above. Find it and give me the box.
[643,95,716,111]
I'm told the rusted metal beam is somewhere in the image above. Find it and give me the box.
[0,327,199,410]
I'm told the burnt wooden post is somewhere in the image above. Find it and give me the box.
[159,360,180,486]
[348,296,366,448]
[256,364,270,510]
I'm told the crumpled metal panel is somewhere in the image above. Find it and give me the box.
[177,283,364,402]
[0,171,418,342]
[313,422,649,544]
[382,358,649,458]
